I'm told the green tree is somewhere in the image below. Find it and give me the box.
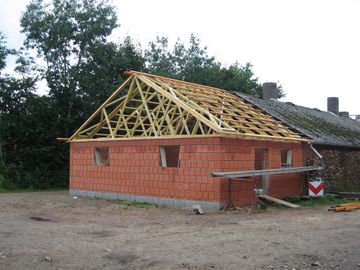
[77,36,144,117]
[21,0,119,136]
[144,34,277,97]
[13,0,145,189]
[0,33,13,72]
[0,33,54,188]
[0,32,11,168]
[144,36,175,77]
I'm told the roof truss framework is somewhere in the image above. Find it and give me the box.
[69,71,306,142]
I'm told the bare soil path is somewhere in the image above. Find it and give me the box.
[0,191,359,270]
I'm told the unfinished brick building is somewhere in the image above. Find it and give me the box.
[67,71,316,209]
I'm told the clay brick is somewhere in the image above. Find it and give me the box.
[69,136,309,206]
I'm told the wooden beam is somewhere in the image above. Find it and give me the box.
[56,137,69,141]
[102,108,114,138]
[258,195,299,208]
[157,95,175,135]
[120,92,157,136]
[88,78,138,138]
[69,76,133,140]
[135,110,148,136]
[135,78,158,137]
[68,71,306,142]
[123,88,160,136]
[137,75,224,132]
[105,95,127,107]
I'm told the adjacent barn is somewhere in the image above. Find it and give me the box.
[237,91,360,191]
[67,71,319,209]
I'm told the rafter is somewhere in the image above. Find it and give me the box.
[68,71,308,143]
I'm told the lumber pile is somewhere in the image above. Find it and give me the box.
[328,202,360,212]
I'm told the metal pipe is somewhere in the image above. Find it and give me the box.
[211,166,323,178]
[308,142,323,160]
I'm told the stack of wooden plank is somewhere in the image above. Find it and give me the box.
[329,202,360,212]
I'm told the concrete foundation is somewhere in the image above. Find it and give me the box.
[70,189,223,210]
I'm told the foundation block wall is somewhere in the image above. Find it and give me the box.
[70,137,309,208]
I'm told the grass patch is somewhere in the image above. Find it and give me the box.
[265,195,358,209]
[0,187,68,193]
[296,195,354,207]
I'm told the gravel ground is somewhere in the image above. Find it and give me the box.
[0,191,359,270]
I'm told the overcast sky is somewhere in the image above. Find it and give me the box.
[1,0,359,116]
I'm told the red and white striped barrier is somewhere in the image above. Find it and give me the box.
[308,179,324,197]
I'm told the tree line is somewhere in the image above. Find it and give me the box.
[0,0,282,189]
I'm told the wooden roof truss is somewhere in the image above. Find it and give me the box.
[69,71,305,142]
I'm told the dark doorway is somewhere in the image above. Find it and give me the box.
[254,148,269,194]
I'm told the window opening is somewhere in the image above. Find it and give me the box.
[160,145,180,168]
[94,147,109,166]
[281,149,293,167]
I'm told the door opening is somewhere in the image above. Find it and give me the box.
[254,148,269,194]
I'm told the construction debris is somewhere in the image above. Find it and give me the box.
[191,204,204,215]
[311,261,320,266]
[43,256,52,263]
[328,202,360,212]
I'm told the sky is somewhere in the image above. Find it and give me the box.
[1,0,359,116]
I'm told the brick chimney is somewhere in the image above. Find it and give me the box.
[262,82,278,100]
[327,97,339,115]
[339,111,349,117]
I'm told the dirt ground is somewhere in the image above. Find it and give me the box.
[0,192,359,270]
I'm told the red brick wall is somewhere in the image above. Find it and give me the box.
[217,138,308,206]
[70,137,310,207]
